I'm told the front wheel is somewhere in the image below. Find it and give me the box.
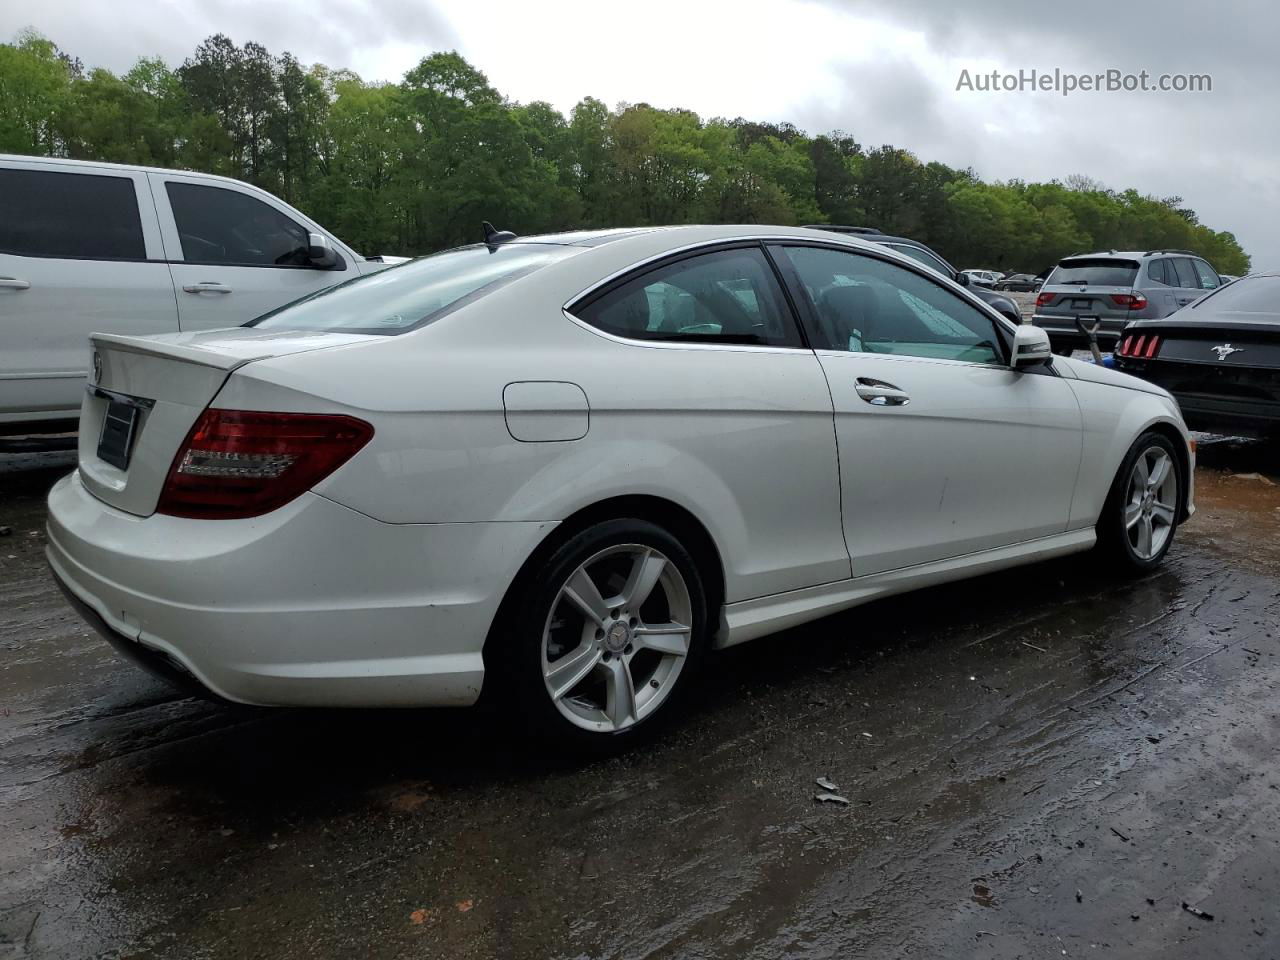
[500,519,709,751]
[1096,433,1181,572]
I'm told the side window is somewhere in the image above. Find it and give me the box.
[574,247,802,347]
[778,245,1003,364]
[165,182,313,267]
[1192,259,1220,289]
[1146,259,1170,286]
[1171,257,1200,289]
[0,168,144,260]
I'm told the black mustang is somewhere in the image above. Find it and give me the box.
[1114,273,1280,438]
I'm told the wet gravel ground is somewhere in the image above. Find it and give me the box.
[3,441,1280,959]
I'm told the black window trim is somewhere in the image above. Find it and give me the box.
[764,238,1015,366]
[564,239,811,352]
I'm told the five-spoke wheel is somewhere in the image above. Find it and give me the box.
[1123,445,1178,561]
[1099,431,1182,571]
[543,544,693,733]
[504,519,707,748]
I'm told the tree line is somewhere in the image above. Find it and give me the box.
[0,30,1251,274]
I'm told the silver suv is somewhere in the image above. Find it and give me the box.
[1032,250,1222,353]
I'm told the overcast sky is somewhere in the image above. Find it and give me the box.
[10,0,1276,268]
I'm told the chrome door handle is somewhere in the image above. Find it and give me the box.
[855,377,910,406]
[182,281,232,294]
[0,277,30,290]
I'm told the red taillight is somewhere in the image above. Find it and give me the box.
[156,409,374,519]
[1035,292,1054,308]
[1110,293,1148,310]
[1116,333,1160,359]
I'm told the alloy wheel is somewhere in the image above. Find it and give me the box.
[541,544,693,733]
[1124,446,1178,561]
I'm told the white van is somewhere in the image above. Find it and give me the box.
[0,155,396,435]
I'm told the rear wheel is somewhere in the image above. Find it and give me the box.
[1097,432,1181,571]
[501,519,708,751]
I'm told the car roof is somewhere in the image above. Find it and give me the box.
[1060,251,1147,261]
[504,223,897,251]
[1060,250,1208,262]
[0,152,276,191]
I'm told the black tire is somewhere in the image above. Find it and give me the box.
[1095,431,1182,573]
[496,518,709,753]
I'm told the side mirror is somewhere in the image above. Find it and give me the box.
[954,271,971,287]
[308,232,339,269]
[1012,325,1052,369]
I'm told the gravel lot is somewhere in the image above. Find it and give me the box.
[2,441,1279,959]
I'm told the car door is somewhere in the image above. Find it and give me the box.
[1170,257,1205,310]
[150,173,355,330]
[1191,258,1222,297]
[0,161,176,423]
[769,242,1083,577]
[1144,257,1178,315]
[570,244,851,599]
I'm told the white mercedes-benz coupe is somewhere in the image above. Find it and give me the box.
[47,224,1194,748]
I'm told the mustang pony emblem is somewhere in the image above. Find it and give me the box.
[1211,344,1243,361]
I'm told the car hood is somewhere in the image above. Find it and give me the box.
[1055,356,1175,399]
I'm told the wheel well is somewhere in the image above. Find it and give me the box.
[481,496,727,661]
[1144,421,1193,521]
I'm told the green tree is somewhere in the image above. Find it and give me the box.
[0,30,74,154]
[0,30,1252,273]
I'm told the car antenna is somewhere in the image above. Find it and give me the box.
[482,221,518,252]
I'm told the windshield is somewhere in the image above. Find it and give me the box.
[1192,274,1278,312]
[1048,258,1139,286]
[884,243,952,277]
[248,243,581,335]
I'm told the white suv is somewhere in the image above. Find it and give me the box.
[0,155,392,436]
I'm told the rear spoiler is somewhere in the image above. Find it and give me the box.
[90,333,266,373]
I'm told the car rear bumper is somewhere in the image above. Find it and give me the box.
[1170,392,1280,437]
[46,470,555,707]
[1113,358,1280,437]
[1031,314,1128,347]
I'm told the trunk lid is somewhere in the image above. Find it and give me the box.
[1036,283,1134,322]
[78,328,379,516]
[1124,319,1280,370]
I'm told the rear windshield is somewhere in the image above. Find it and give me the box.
[248,243,580,335]
[1192,274,1278,312]
[1048,258,1139,286]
